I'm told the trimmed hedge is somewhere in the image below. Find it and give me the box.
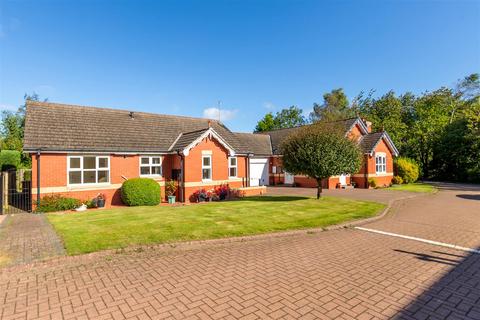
[395,157,419,184]
[0,150,21,170]
[121,178,161,206]
[37,195,82,212]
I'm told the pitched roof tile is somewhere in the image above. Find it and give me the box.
[24,101,244,153]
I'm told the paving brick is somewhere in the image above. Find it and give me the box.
[0,214,65,267]
[0,183,479,319]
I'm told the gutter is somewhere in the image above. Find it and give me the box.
[176,150,185,203]
[36,150,41,208]
[23,149,170,155]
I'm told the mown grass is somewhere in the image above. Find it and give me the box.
[389,183,436,193]
[48,196,385,255]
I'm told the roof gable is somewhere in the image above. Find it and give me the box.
[360,132,399,156]
[172,127,235,156]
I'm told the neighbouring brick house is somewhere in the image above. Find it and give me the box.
[261,117,399,189]
[24,101,398,207]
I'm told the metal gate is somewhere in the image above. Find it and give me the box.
[0,169,32,214]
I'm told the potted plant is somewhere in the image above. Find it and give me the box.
[97,193,106,208]
[165,180,177,204]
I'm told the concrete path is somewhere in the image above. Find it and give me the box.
[0,213,65,267]
[0,183,479,319]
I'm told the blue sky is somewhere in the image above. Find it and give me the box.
[1,0,479,132]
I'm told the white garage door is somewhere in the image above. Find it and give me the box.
[249,158,269,186]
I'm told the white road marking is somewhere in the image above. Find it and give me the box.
[355,227,480,255]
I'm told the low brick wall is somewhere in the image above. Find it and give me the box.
[233,186,267,197]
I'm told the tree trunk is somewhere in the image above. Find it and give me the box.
[316,178,323,199]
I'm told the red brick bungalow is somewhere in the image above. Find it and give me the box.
[261,118,399,189]
[23,101,398,207]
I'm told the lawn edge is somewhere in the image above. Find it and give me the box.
[1,193,426,275]
[388,182,438,194]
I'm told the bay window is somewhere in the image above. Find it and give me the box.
[68,156,110,185]
[140,156,162,176]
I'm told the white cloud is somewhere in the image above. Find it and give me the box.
[203,107,238,122]
[0,104,18,112]
[263,101,276,110]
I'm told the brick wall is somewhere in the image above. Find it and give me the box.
[347,123,364,142]
[184,136,246,182]
[366,139,394,173]
[351,138,394,188]
[182,136,248,202]
[31,153,169,207]
[31,153,67,188]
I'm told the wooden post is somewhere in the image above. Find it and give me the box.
[2,172,8,212]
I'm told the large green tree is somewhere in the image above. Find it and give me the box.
[255,106,306,132]
[1,93,46,167]
[255,73,479,182]
[281,123,362,199]
[0,112,23,151]
[310,88,355,122]
[357,91,410,154]
[255,112,275,132]
[408,88,456,177]
[431,75,480,182]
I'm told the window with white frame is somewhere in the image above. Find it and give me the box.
[375,154,387,174]
[68,156,110,185]
[228,157,237,178]
[202,155,212,180]
[140,156,162,176]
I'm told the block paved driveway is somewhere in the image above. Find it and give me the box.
[0,214,65,267]
[0,183,480,319]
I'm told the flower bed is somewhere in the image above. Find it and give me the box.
[191,184,232,202]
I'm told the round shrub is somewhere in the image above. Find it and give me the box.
[395,157,419,184]
[368,178,377,188]
[121,178,161,206]
[392,175,403,185]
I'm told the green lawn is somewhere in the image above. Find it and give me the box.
[47,196,384,255]
[389,183,436,193]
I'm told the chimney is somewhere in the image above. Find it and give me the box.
[208,120,212,128]
[361,118,372,133]
[366,121,372,133]
[129,111,135,120]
